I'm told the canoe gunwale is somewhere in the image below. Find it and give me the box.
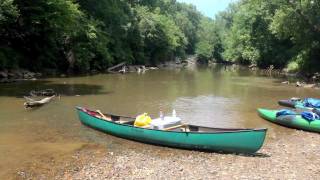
[77,106,267,134]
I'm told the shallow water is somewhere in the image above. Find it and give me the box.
[1,65,319,178]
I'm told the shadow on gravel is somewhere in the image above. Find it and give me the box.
[193,150,271,158]
[238,152,270,158]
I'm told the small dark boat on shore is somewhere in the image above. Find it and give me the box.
[278,98,320,111]
[76,107,267,153]
[278,99,300,108]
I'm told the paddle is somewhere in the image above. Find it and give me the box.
[96,110,110,121]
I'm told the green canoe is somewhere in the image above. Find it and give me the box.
[76,107,267,153]
[257,108,320,133]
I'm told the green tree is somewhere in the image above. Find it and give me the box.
[136,6,187,64]
[174,3,201,54]
[221,0,292,68]
[0,0,19,69]
[8,0,83,71]
[0,0,211,72]
[0,0,18,25]
[270,0,320,73]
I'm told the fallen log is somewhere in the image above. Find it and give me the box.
[24,95,55,108]
[107,62,126,73]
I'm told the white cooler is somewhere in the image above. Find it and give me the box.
[150,116,182,130]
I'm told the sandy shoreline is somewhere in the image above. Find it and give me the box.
[33,130,320,180]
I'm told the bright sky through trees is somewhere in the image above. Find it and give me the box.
[177,0,237,18]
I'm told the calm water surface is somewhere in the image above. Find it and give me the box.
[1,65,319,178]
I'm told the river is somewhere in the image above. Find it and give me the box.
[1,65,319,178]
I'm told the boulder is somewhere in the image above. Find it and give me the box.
[296,81,303,87]
[35,73,42,77]
[10,69,24,78]
[7,72,16,78]
[312,72,320,82]
[23,71,36,79]
[0,71,8,78]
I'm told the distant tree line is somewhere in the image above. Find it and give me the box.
[197,0,320,74]
[0,0,203,73]
[1,0,319,74]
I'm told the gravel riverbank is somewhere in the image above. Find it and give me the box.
[56,130,320,180]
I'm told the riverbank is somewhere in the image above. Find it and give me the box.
[2,58,319,88]
[9,131,320,180]
[241,64,320,89]
[0,69,42,83]
[51,130,320,179]
[0,64,184,84]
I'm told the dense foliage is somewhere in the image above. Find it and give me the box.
[1,0,319,74]
[0,0,201,72]
[199,0,320,74]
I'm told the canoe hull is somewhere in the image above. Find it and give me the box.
[278,100,297,108]
[257,108,320,133]
[278,99,316,111]
[77,108,267,153]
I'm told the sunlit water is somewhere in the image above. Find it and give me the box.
[1,65,320,178]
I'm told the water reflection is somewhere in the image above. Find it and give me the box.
[0,80,109,97]
[173,95,241,127]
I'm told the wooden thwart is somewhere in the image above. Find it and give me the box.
[163,124,186,131]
